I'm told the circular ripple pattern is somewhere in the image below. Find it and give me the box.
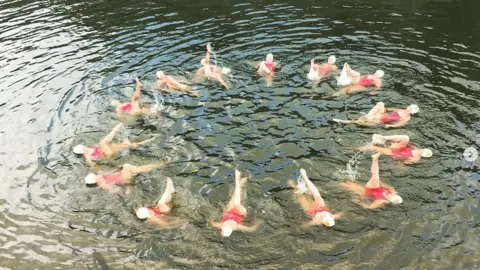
[0,0,479,269]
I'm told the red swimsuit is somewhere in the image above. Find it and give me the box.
[148,208,165,217]
[90,147,103,159]
[391,147,416,158]
[120,103,132,112]
[319,65,334,76]
[365,187,391,201]
[359,76,375,87]
[265,62,275,71]
[102,172,124,185]
[221,208,245,224]
[380,112,401,123]
[308,206,331,219]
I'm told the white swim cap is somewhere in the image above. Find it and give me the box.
[111,100,120,107]
[84,173,97,185]
[328,55,336,64]
[317,212,335,227]
[221,226,233,237]
[372,134,386,145]
[136,207,150,219]
[266,53,273,61]
[390,194,403,204]
[421,149,433,157]
[73,145,85,155]
[156,71,165,79]
[409,104,420,114]
[375,70,385,78]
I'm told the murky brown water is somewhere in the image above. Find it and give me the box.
[0,0,479,269]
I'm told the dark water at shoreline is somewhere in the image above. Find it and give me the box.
[0,0,479,269]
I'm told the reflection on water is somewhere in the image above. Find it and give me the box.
[0,0,479,268]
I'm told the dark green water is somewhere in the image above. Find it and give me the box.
[1,0,479,269]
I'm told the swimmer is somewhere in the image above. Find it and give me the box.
[256,53,278,87]
[333,102,419,128]
[84,160,168,191]
[307,56,337,81]
[209,170,262,237]
[356,134,432,164]
[327,63,384,98]
[197,43,230,89]
[339,153,402,209]
[111,77,155,117]
[136,177,186,227]
[73,123,155,168]
[156,71,200,97]
[289,169,343,227]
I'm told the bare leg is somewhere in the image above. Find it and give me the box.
[365,154,381,188]
[379,135,410,148]
[299,169,325,206]
[226,170,247,214]
[356,145,393,156]
[100,123,123,156]
[211,73,229,89]
[109,137,155,153]
[158,177,175,205]
[124,161,168,175]
[367,102,386,116]
[266,73,273,87]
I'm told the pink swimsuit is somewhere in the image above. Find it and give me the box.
[359,76,375,87]
[391,147,416,158]
[265,62,275,71]
[319,65,334,76]
[380,112,401,123]
[120,103,132,112]
[221,208,245,224]
[308,207,331,219]
[102,172,124,185]
[365,187,391,201]
[149,208,165,217]
[90,147,103,159]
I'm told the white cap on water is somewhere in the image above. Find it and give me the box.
[84,173,97,185]
[73,145,85,155]
[390,194,403,204]
[328,55,336,64]
[422,149,433,158]
[410,104,420,114]
[375,70,385,78]
[317,212,335,227]
[221,226,233,237]
[266,53,273,61]
[136,207,150,219]
[156,71,165,79]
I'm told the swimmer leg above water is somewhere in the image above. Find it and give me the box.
[209,170,262,237]
[135,177,186,228]
[197,43,230,89]
[333,102,419,128]
[156,71,201,97]
[339,153,402,209]
[356,134,432,164]
[289,169,343,227]
[111,77,154,118]
[73,123,156,168]
[84,160,169,191]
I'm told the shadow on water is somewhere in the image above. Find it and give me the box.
[0,0,479,268]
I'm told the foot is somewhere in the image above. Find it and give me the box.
[372,134,386,145]
[372,153,381,159]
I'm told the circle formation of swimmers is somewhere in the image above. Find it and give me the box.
[73,43,433,237]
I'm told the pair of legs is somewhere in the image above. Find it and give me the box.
[121,161,169,183]
[204,69,230,89]
[225,169,248,215]
[157,177,175,213]
[99,123,155,156]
